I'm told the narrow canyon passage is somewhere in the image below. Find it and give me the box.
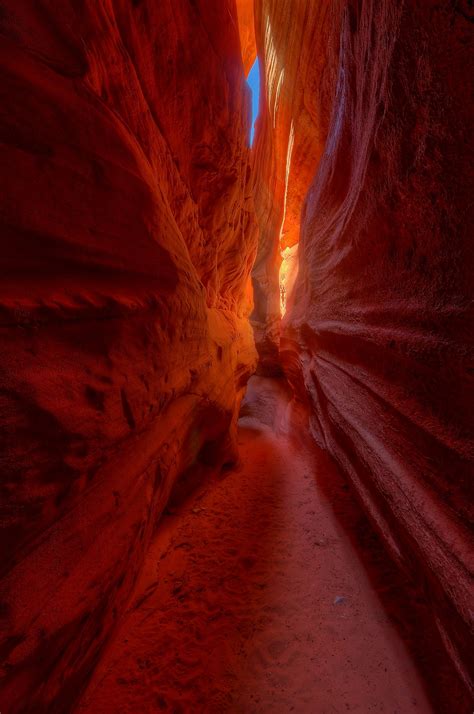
[1,2,472,711]
[78,378,432,713]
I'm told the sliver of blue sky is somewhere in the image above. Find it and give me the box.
[246,57,260,146]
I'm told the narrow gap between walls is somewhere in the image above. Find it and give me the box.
[246,57,260,146]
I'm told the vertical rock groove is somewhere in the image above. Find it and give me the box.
[267,0,474,698]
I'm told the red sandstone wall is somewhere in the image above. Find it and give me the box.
[250,0,338,373]
[282,0,474,698]
[236,0,257,76]
[0,2,256,711]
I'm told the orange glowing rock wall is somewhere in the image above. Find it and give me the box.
[236,0,257,76]
[280,0,474,697]
[250,0,337,372]
[0,2,256,710]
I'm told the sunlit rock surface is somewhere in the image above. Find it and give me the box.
[281,1,474,699]
[0,2,256,711]
[250,0,338,372]
[236,0,257,75]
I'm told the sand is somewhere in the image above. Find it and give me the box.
[78,377,434,713]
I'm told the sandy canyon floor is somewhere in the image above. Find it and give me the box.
[78,378,434,713]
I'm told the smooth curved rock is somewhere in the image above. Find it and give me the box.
[250,0,338,372]
[236,0,257,75]
[1,0,473,710]
[0,2,256,711]
[282,1,474,701]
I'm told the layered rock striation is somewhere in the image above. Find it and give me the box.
[1,0,473,710]
[249,0,338,372]
[0,2,256,711]
[279,0,474,700]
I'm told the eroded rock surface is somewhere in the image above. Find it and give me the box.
[281,1,474,700]
[0,2,256,711]
[1,0,472,710]
[250,0,338,372]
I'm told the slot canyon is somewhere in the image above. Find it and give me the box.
[0,0,473,712]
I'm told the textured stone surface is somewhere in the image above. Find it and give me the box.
[281,0,474,700]
[1,0,473,710]
[0,2,256,711]
[236,0,256,75]
[250,0,338,372]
